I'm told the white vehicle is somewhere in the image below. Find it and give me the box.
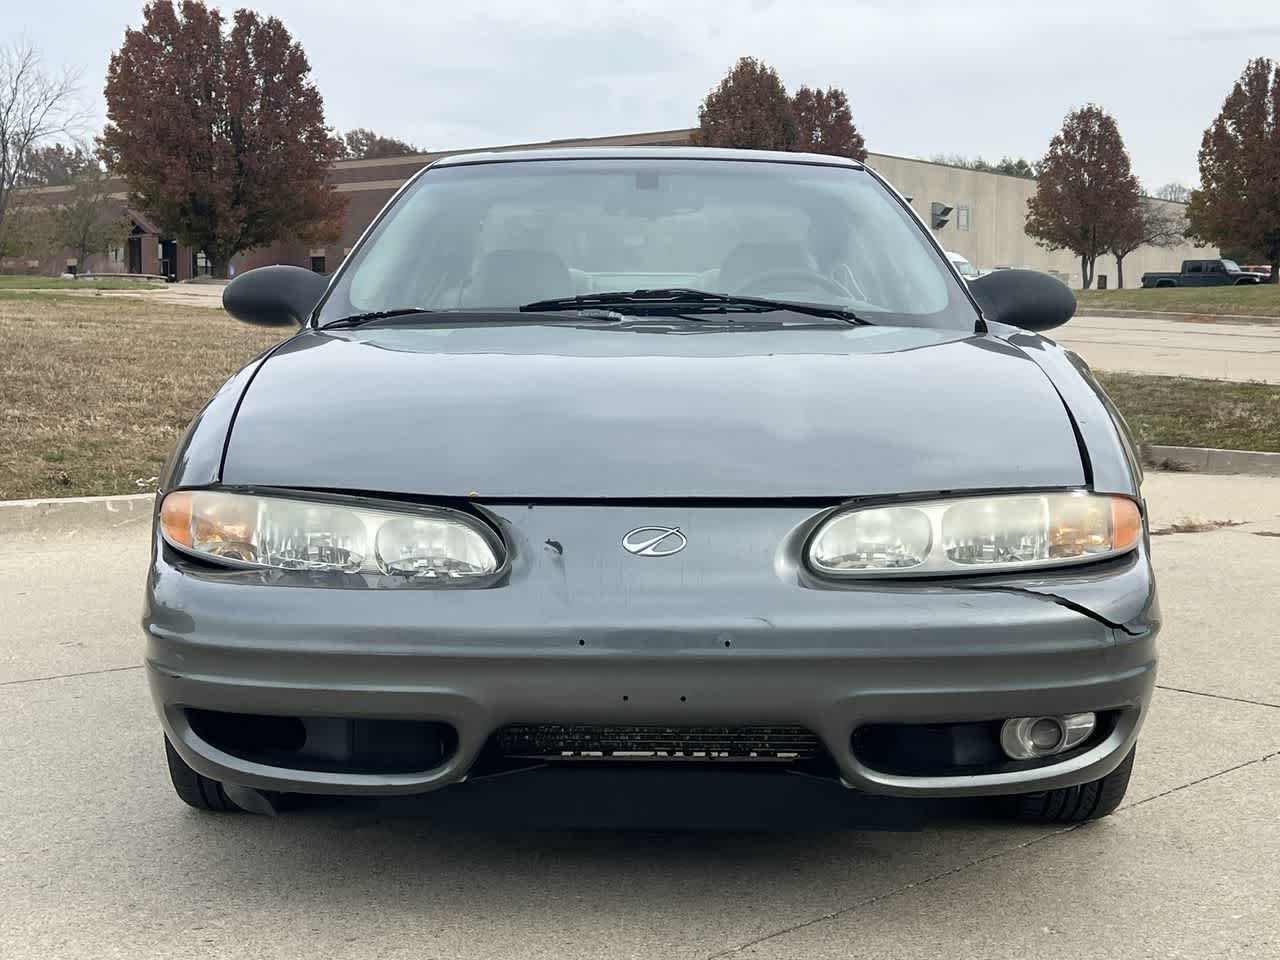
[946,251,982,282]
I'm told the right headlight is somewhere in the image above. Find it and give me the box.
[159,489,503,581]
[808,491,1141,577]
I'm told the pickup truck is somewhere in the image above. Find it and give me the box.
[1141,259,1262,288]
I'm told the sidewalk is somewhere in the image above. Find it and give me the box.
[12,280,228,310]
[1056,313,1280,384]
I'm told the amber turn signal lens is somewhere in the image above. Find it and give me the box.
[159,491,193,548]
[1110,496,1142,551]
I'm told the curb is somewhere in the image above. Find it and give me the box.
[1077,307,1280,326]
[1146,445,1280,478]
[0,492,154,537]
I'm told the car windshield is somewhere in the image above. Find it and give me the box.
[949,255,980,278]
[317,158,979,330]
[1222,259,1241,273]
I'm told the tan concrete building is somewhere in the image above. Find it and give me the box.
[4,127,1215,288]
[866,151,1217,288]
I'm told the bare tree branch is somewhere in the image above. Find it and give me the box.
[1154,182,1191,203]
[1107,197,1188,287]
[0,39,84,256]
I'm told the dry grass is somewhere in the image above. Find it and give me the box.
[1095,371,1280,453]
[0,275,163,291]
[0,294,285,500]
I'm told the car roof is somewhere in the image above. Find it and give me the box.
[430,145,866,170]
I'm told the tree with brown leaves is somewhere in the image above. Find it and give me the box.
[693,57,797,151]
[791,85,866,161]
[1025,104,1139,289]
[1187,58,1280,283]
[101,1,345,278]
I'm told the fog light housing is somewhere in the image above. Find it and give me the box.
[1000,712,1095,760]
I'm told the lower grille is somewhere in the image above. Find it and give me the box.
[493,724,821,762]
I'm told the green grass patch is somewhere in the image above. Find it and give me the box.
[1096,372,1280,453]
[0,290,126,305]
[0,275,163,291]
[1077,283,1280,318]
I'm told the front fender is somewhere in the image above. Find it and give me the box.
[995,324,1142,498]
[159,345,286,493]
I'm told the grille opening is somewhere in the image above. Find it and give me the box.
[491,724,823,764]
[852,712,1118,777]
[186,709,457,775]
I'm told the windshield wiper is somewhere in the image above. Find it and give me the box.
[322,307,440,329]
[520,289,866,324]
[321,306,635,329]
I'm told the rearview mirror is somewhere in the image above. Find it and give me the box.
[968,269,1075,332]
[222,265,329,326]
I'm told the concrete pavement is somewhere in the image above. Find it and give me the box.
[2,473,1278,958]
[1056,313,1280,383]
[17,281,229,310]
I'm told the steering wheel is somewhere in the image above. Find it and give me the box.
[734,269,852,300]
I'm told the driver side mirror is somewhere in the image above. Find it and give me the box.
[222,265,330,326]
[968,269,1075,332]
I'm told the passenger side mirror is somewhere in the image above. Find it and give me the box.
[968,269,1075,332]
[222,265,329,326]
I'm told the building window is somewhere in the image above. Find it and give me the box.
[193,251,211,277]
[957,205,971,231]
[310,255,326,274]
[110,246,124,263]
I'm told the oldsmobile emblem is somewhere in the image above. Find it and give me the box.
[621,526,687,557]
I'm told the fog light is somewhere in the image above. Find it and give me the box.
[1000,712,1095,760]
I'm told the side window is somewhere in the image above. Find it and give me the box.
[1187,263,1202,274]
[1207,262,1222,274]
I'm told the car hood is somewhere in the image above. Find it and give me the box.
[222,322,1086,499]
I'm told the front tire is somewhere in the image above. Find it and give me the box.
[1006,747,1135,823]
[164,736,241,812]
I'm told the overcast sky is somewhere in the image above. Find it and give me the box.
[15,0,1280,188]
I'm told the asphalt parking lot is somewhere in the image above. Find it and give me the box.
[2,472,1278,959]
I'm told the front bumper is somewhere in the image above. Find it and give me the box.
[145,503,1159,800]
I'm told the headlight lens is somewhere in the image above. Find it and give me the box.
[160,490,501,580]
[809,492,1141,577]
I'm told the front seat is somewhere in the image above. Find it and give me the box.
[461,249,573,307]
[717,242,813,293]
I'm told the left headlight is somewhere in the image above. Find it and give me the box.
[808,491,1141,577]
[159,490,502,580]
